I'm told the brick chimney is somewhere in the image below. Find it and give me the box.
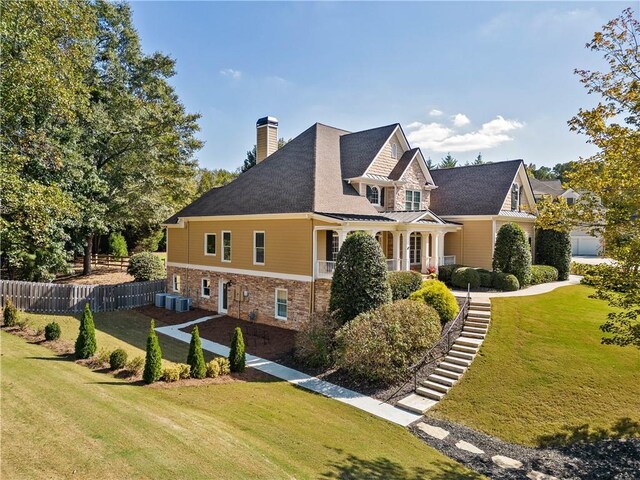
[256,116,278,163]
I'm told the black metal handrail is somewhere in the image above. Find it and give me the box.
[385,283,471,402]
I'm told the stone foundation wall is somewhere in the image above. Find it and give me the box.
[166,266,312,330]
[314,279,332,313]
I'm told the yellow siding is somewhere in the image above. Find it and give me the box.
[168,219,313,276]
[454,220,495,269]
[444,231,462,261]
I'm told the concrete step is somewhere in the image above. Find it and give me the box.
[460,330,486,339]
[470,302,491,309]
[444,355,472,367]
[467,310,491,318]
[428,373,457,387]
[451,343,479,354]
[463,326,488,334]
[397,393,438,414]
[420,379,450,393]
[466,321,490,329]
[439,361,466,374]
[416,387,445,401]
[456,336,484,348]
[434,367,461,380]
[467,316,490,324]
[448,350,475,361]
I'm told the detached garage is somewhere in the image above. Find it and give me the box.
[571,234,602,256]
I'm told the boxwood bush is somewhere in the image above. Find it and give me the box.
[451,267,481,289]
[492,223,531,287]
[127,252,165,282]
[475,268,493,288]
[492,272,520,291]
[536,229,572,281]
[409,280,459,324]
[388,271,423,300]
[3,299,18,327]
[295,311,339,368]
[335,300,441,384]
[530,265,559,285]
[44,321,61,341]
[437,264,464,285]
[109,348,128,370]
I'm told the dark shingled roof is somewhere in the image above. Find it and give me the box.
[429,160,524,216]
[165,123,381,223]
[339,124,398,178]
[529,178,565,196]
[388,148,419,180]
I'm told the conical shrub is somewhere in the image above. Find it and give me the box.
[186,326,206,379]
[75,303,97,359]
[228,327,245,373]
[143,319,163,384]
[3,299,18,327]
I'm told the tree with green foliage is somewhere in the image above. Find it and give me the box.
[108,232,128,258]
[186,326,206,378]
[75,304,97,359]
[425,157,435,169]
[473,153,484,165]
[527,163,556,180]
[3,299,18,327]
[492,223,532,287]
[439,153,457,169]
[567,8,640,348]
[553,161,576,183]
[535,196,574,281]
[240,138,289,173]
[196,168,238,196]
[228,327,246,373]
[143,320,163,383]
[127,252,165,281]
[329,231,392,324]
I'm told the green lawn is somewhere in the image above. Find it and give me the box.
[430,285,640,447]
[1,314,481,479]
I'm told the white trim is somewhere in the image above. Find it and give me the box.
[167,261,313,283]
[201,277,211,298]
[404,189,421,211]
[218,279,228,314]
[172,274,181,292]
[253,230,265,265]
[275,288,288,320]
[162,212,313,226]
[366,185,381,206]
[204,232,217,256]
[222,230,232,262]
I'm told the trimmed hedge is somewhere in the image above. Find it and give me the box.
[44,321,61,341]
[109,348,128,370]
[530,265,559,285]
[492,272,520,291]
[388,271,423,301]
[3,299,18,327]
[492,223,531,287]
[295,311,339,368]
[335,300,441,384]
[409,280,459,324]
[475,268,493,288]
[437,264,464,284]
[329,231,392,324]
[536,229,572,281]
[127,252,165,282]
[451,267,481,289]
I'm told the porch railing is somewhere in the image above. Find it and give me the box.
[441,255,456,265]
[317,260,336,278]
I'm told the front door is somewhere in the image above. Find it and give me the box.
[219,280,228,314]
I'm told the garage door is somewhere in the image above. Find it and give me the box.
[572,236,601,256]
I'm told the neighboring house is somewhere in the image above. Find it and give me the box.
[529,178,603,256]
[163,116,537,328]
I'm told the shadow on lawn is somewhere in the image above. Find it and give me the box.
[537,417,640,447]
[321,448,484,480]
[26,354,75,362]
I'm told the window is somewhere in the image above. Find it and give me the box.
[222,231,231,262]
[331,232,339,261]
[201,278,211,298]
[567,197,575,205]
[405,190,421,211]
[409,233,422,264]
[391,142,398,159]
[204,233,216,255]
[366,185,380,205]
[511,183,519,210]
[172,274,181,292]
[275,288,288,320]
[254,231,265,265]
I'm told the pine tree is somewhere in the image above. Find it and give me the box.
[439,153,457,169]
[75,303,97,359]
[228,327,246,373]
[143,320,163,384]
[186,326,206,379]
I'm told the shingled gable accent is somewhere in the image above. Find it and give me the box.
[339,124,399,179]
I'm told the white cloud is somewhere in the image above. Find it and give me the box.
[406,115,524,153]
[429,109,443,117]
[220,68,242,80]
[452,113,470,127]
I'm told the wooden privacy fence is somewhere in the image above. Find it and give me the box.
[0,279,166,314]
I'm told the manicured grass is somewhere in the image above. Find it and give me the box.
[1,323,481,479]
[431,285,640,447]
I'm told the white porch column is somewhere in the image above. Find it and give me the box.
[432,233,441,271]
[420,232,429,273]
[403,231,413,271]
[338,230,348,249]
[391,232,400,270]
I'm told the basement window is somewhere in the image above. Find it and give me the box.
[201,278,211,298]
[275,288,288,320]
[172,274,181,292]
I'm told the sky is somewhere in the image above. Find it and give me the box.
[129,1,634,171]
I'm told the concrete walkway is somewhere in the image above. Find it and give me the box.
[155,315,421,427]
[451,275,581,300]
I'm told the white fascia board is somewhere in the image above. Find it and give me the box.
[164,213,313,225]
[166,261,312,283]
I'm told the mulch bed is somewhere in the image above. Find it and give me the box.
[134,305,213,325]
[56,265,134,285]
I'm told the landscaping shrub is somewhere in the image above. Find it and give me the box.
[162,365,180,382]
[3,299,18,327]
[206,360,220,378]
[44,321,61,341]
[108,232,128,258]
[492,272,520,291]
[143,319,163,384]
[178,363,191,379]
[335,300,441,384]
[109,348,128,370]
[409,280,459,324]
[388,271,423,301]
[451,267,481,289]
[530,265,559,285]
[492,223,532,287]
[536,229,571,280]
[186,326,206,379]
[329,231,392,324]
[127,252,165,282]
[96,348,111,366]
[475,268,493,288]
[215,357,231,375]
[125,356,144,376]
[229,327,246,373]
[295,311,340,368]
[437,264,464,285]
[75,303,97,359]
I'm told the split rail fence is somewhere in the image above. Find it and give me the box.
[0,279,166,313]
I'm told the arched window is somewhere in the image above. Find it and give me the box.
[366,185,380,205]
[391,143,398,159]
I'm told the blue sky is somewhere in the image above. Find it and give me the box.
[130,1,633,171]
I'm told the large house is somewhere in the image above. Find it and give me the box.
[163,117,537,328]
